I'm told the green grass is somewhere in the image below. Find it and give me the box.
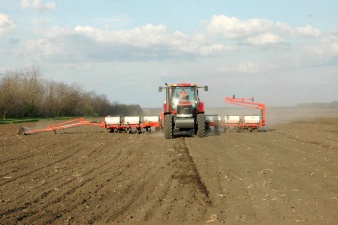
[0,118,40,124]
[0,117,80,124]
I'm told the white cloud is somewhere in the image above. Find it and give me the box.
[294,25,321,37]
[44,26,74,38]
[204,15,322,41]
[74,24,168,47]
[63,63,94,70]
[330,30,338,55]
[180,44,232,56]
[12,15,329,69]
[235,61,276,74]
[247,33,283,46]
[24,38,65,57]
[21,0,57,11]
[238,61,259,73]
[0,14,16,37]
[23,24,231,61]
[304,29,338,59]
[205,15,274,39]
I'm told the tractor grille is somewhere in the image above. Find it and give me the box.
[177,105,192,115]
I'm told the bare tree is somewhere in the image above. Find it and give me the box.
[20,67,44,117]
[0,67,144,119]
[42,80,59,117]
[0,72,21,119]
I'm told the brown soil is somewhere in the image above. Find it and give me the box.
[1,116,338,225]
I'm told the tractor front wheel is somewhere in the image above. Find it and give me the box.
[164,114,173,139]
[196,113,206,138]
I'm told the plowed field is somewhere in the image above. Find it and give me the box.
[1,114,338,224]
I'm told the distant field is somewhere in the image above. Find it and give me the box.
[144,107,338,127]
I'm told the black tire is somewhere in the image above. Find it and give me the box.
[214,125,220,135]
[164,114,173,139]
[196,113,206,137]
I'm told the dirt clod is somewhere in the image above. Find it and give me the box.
[17,126,30,135]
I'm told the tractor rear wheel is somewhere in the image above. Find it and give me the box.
[196,113,206,137]
[164,114,173,139]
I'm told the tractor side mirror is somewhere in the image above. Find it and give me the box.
[158,86,163,92]
[204,86,208,91]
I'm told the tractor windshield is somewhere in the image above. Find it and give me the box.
[170,86,198,110]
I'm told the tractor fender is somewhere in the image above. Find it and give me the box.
[198,102,204,112]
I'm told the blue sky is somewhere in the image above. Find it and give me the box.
[1,0,337,107]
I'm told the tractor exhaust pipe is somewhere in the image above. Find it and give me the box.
[165,83,170,112]
[159,83,170,113]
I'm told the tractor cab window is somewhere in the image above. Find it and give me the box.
[170,87,197,110]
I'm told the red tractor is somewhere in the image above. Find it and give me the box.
[158,83,208,139]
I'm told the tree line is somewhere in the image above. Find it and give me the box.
[0,67,143,120]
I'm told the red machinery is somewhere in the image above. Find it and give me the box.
[158,83,209,139]
[223,95,266,131]
[21,116,161,135]
[21,118,104,135]
[19,90,266,136]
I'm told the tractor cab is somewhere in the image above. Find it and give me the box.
[170,86,198,111]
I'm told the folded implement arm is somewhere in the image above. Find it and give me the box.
[224,96,266,129]
[22,118,103,135]
[20,116,161,135]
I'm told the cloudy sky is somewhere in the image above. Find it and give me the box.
[1,0,337,107]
